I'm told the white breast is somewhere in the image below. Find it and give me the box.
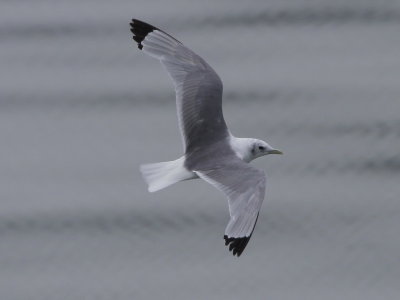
[229,135,254,162]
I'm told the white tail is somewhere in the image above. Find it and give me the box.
[140,157,195,192]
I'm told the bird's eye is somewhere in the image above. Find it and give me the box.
[258,146,265,151]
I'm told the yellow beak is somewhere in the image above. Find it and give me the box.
[268,149,283,155]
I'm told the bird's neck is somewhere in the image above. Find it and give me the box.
[229,136,255,162]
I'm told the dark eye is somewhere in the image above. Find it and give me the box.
[258,146,265,151]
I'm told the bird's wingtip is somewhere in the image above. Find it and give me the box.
[129,19,158,50]
[224,235,251,257]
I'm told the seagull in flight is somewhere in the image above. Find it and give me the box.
[130,19,282,256]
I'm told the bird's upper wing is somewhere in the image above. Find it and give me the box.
[130,19,228,152]
[195,157,266,256]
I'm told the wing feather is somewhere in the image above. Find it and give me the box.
[130,19,228,152]
[195,158,266,256]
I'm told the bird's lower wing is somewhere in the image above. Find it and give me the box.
[130,19,227,151]
[195,159,266,256]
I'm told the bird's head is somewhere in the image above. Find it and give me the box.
[250,139,283,160]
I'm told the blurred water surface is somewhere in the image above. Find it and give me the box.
[1,0,400,299]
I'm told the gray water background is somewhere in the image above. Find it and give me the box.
[1,0,400,299]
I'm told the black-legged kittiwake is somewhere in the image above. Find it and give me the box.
[130,19,282,256]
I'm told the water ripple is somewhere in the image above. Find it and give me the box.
[199,8,400,27]
[2,8,400,40]
[0,211,222,236]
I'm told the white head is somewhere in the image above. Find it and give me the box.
[249,139,283,160]
[230,137,283,162]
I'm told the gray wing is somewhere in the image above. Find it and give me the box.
[195,157,266,257]
[130,19,228,152]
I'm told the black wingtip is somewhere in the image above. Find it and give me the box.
[224,213,260,257]
[224,235,251,257]
[130,19,158,50]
